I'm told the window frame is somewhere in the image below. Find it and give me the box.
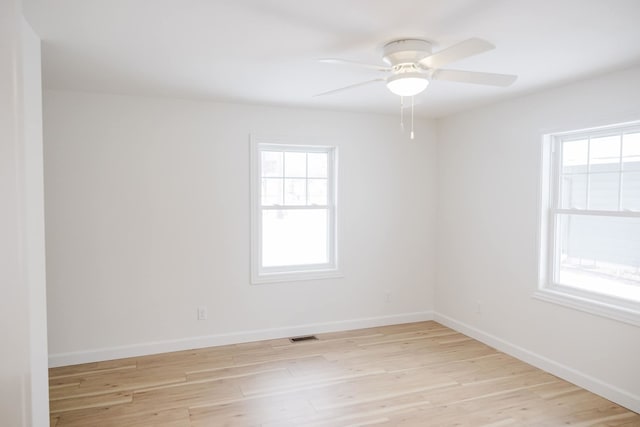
[536,122,640,326]
[250,135,340,284]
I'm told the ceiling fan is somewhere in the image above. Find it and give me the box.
[316,38,517,98]
[315,38,517,140]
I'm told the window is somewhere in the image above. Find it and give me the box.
[250,137,339,283]
[537,122,640,325]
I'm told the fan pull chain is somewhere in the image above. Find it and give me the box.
[400,96,404,131]
[410,96,415,140]
[398,96,416,140]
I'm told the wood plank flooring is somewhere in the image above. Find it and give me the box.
[49,321,640,426]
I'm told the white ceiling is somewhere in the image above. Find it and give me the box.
[23,0,640,118]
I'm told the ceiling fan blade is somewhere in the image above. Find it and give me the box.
[432,69,517,87]
[318,58,391,72]
[420,38,494,69]
[313,78,385,97]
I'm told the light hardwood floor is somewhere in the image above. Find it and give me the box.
[49,321,640,426]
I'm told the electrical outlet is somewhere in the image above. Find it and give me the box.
[476,300,483,315]
[385,292,391,303]
[197,306,208,320]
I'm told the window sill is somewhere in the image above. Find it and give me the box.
[534,286,640,327]
[251,269,343,285]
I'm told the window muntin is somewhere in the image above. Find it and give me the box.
[539,122,640,324]
[251,139,338,283]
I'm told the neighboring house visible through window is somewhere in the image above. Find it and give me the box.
[250,136,339,283]
[537,121,640,325]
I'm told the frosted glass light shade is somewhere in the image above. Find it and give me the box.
[386,73,429,97]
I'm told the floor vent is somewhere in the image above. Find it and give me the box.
[289,335,318,343]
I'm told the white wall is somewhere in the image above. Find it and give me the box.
[436,65,640,412]
[22,16,50,427]
[44,91,437,365]
[0,0,49,425]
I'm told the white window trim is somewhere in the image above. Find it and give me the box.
[250,135,341,284]
[535,122,640,327]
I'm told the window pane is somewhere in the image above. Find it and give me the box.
[284,178,306,205]
[284,152,306,177]
[262,151,283,177]
[308,179,328,205]
[621,171,640,211]
[262,209,328,267]
[562,139,588,174]
[560,173,587,209]
[588,172,620,211]
[589,135,621,173]
[555,214,640,301]
[622,132,640,171]
[261,178,283,206]
[308,153,328,178]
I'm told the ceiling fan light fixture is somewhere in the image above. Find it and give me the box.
[386,73,429,97]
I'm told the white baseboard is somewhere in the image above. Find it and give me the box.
[48,311,434,368]
[433,312,640,414]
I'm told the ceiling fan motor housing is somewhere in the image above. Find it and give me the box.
[382,39,432,66]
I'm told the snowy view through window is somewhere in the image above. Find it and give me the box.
[260,149,331,268]
[557,130,640,302]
